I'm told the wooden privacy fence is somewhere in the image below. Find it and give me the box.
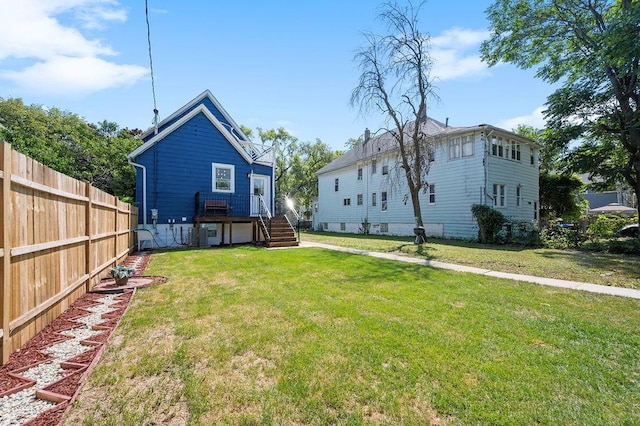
[0,142,138,364]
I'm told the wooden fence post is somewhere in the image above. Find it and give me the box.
[114,195,119,264]
[1,142,12,364]
[85,182,92,292]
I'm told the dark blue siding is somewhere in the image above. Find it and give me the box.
[134,111,272,224]
[143,96,242,143]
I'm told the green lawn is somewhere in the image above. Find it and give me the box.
[301,231,640,289]
[66,246,640,425]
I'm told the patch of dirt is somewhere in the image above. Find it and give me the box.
[64,373,189,426]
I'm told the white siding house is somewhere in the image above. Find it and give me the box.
[314,118,540,239]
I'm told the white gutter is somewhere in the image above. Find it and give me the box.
[128,158,147,226]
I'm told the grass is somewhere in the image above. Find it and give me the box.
[64,246,640,425]
[301,231,640,289]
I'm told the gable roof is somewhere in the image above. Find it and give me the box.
[139,89,250,142]
[316,118,538,175]
[128,103,254,164]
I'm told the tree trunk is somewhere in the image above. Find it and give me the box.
[410,188,424,228]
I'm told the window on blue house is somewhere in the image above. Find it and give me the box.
[212,163,235,192]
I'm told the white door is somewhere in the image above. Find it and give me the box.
[250,175,270,216]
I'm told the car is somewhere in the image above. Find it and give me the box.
[619,223,639,238]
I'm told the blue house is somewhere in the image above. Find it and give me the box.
[128,90,288,248]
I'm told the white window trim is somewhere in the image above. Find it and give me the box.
[212,163,235,193]
[462,136,474,157]
[493,184,506,208]
[448,138,461,160]
[428,184,436,204]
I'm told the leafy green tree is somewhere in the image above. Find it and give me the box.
[289,140,341,211]
[539,173,585,221]
[351,0,438,230]
[257,127,299,199]
[481,0,640,233]
[0,98,141,199]
[513,124,585,221]
[255,127,339,213]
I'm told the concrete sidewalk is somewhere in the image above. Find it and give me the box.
[299,241,640,300]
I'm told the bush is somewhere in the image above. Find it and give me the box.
[539,228,589,249]
[587,214,633,239]
[606,238,640,254]
[471,204,506,243]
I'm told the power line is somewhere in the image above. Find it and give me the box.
[145,0,159,132]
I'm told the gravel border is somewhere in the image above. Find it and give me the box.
[0,295,119,425]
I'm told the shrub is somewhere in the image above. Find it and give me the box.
[471,204,506,243]
[539,228,589,249]
[587,214,632,239]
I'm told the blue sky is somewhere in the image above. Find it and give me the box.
[0,0,553,150]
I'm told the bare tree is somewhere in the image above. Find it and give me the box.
[351,0,438,230]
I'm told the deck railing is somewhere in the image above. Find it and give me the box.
[194,192,252,217]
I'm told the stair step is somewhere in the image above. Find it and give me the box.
[267,241,299,248]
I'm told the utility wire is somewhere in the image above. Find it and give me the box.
[145,0,159,131]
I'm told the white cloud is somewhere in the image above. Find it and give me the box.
[0,0,146,96]
[429,27,491,81]
[497,107,547,131]
[1,57,147,96]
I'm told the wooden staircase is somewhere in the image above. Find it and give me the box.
[265,216,299,248]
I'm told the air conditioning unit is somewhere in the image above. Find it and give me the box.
[190,226,208,246]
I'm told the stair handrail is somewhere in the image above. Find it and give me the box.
[258,195,272,241]
[283,196,300,241]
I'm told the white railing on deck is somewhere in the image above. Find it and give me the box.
[258,195,272,240]
[240,141,275,165]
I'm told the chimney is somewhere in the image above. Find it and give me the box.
[364,128,370,143]
[445,117,449,127]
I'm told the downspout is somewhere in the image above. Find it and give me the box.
[483,127,495,205]
[128,157,147,226]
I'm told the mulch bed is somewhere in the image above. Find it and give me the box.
[41,368,86,398]
[56,307,92,321]
[2,346,54,373]
[43,318,82,333]
[80,331,111,345]
[22,403,69,426]
[65,346,101,365]
[0,371,35,396]
[93,317,119,329]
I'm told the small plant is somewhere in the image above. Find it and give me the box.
[109,265,135,280]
